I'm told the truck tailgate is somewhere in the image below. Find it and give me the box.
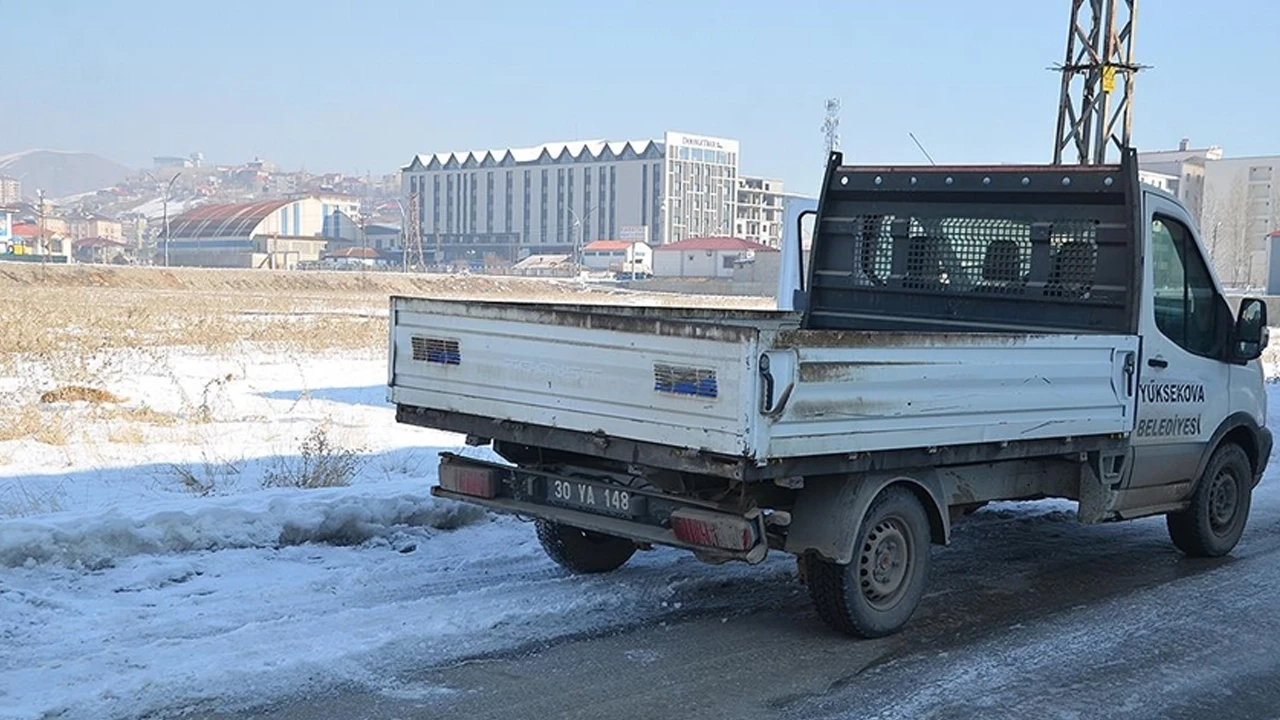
[389,298,785,458]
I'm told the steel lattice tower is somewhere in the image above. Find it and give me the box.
[1052,0,1142,165]
[404,190,426,271]
[822,98,841,165]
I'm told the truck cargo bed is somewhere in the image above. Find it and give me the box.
[389,298,1138,470]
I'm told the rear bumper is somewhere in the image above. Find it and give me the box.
[431,453,770,564]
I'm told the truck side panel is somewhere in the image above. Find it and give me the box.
[761,333,1138,459]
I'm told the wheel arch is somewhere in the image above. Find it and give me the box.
[785,470,950,565]
[1198,412,1269,485]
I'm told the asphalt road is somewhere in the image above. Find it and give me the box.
[177,481,1280,720]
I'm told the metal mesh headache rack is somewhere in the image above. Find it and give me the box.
[802,152,1139,335]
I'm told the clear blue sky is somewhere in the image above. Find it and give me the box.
[3,0,1276,195]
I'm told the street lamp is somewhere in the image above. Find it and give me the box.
[144,171,182,267]
[567,205,603,267]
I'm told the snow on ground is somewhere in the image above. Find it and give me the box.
[2,336,1278,720]
[0,346,795,720]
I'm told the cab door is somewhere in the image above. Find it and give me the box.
[1127,192,1233,498]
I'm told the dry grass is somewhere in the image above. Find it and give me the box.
[34,417,70,446]
[39,385,124,405]
[107,424,146,444]
[0,404,70,445]
[0,286,387,363]
[0,264,768,365]
[0,405,43,442]
[98,405,179,426]
[168,455,244,496]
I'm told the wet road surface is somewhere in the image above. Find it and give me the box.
[177,486,1280,720]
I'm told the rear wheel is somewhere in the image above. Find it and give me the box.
[1167,443,1253,558]
[535,519,637,574]
[806,486,932,638]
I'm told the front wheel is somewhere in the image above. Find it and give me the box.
[1166,443,1253,558]
[535,519,636,574]
[806,486,932,638]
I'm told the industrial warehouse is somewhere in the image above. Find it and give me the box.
[162,193,362,268]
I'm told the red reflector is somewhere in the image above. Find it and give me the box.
[439,462,499,499]
[670,508,756,552]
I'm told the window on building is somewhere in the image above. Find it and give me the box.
[653,163,663,242]
[598,168,607,239]
[523,170,531,240]
[583,167,592,242]
[446,176,455,233]
[505,171,514,232]
[567,169,575,242]
[486,171,495,231]
[471,173,479,233]
[540,169,549,244]
[609,166,617,239]
[1151,216,1224,358]
[432,176,440,231]
[556,168,566,244]
[641,164,648,226]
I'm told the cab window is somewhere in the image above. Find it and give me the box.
[1151,217,1223,358]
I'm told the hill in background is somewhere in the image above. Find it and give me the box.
[0,149,134,201]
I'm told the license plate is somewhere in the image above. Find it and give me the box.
[545,478,645,517]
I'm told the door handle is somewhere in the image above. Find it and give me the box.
[1147,357,1169,369]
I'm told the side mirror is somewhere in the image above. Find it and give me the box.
[1232,298,1268,362]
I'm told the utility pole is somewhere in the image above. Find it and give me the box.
[36,189,46,263]
[161,172,180,267]
[1051,0,1143,165]
[358,211,368,272]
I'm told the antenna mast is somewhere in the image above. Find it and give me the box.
[822,98,841,165]
[1052,0,1142,165]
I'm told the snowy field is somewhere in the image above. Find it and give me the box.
[0,279,774,720]
[2,305,1278,719]
[0,347,802,719]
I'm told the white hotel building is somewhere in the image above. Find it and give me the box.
[401,131,739,263]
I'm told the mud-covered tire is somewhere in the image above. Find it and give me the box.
[535,520,636,574]
[806,486,931,638]
[1167,443,1253,558]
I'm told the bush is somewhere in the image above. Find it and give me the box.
[168,454,243,497]
[262,422,368,490]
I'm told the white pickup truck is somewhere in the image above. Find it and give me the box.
[388,151,1271,637]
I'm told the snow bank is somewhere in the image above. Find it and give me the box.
[0,490,487,570]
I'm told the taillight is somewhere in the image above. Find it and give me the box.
[670,508,757,552]
[439,461,499,498]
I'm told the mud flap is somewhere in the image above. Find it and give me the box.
[784,470,950,565]
[1078,450,1126,524]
